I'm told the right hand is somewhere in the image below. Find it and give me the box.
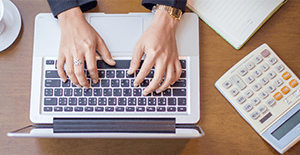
[57,7,115,88]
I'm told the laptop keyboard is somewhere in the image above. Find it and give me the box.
[42,58,188,114]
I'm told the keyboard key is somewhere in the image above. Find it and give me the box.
[141,79,150,87]
[84,89,92,96]
[88,98,97,105]
[260,63,269,72]
[103,88,112,96]
[268,56,277,65]
[69,98,77,105]
[167,107,176,112]
[289,79,298,88]
[229,88,239,97]
[123,88,132,96]
[95,107,104,112]
[59,98,67,105]
[126,70,135,78]
[178,107,186,112]
[260,77,269,85]
[180,60,186,69]
[45,70,60,78]
[116,107,125,112]
[230,74,246,90]
[245,76,255,84]
[273,92,283,101]
[113,88,122,96]
[153,91,162,96]
[62,80,70,87]
[281,86,290,95]
[121,79,130,87]
[168,98,176,105]
[147,107,155,112]
[245,62,255,70]
[75,107,83,112]
[98,70,105,78]
[273,78,283,87]
[243,103,253,112]
[46,60,55,65]
[266,85,276,93]
[64,88,73,96]
[222,80,232,89]
[44,88,53,96]
[250,97,260,106]
[180,70,186,78]
[163,88,171,96]
[250,111,260,120]
[45,79,61,87]
[252,83,262,92]
[101,79,110,87]
[236,96,246,104]
[91,81,100,87]
[148,98,156,105]
[118,98,127,105]
[85,107,94,112]
[138,98,146,105]
[78,98,87,105]
[275,64,284,73]
[108,98,117,105]
[44,98,57,105]
[94,88,102,96]
[258,105,268,114]
[158,98,166,105]
[111,79,120,87]
[258,91,268,99]
[266,98,276,107]
[252,70,262,78]
[106,70,115,78]
[54,88,63,96]
[253,55,263,64]
[173,89,186,96]
[54,107,63,112]
[44,107,52,112]
[282,71,291,80]
[136,107,145,112]
[128,98,137,105]
[73,88,82,96]
[98,98,107,105]
[261,49,270,58]
[267,71,276,79]
[171,79,186,87]
[133,88,142,96]
[64,107,73,112]
[116,70,125,78]
[178,98,186,105]
[105,107,114,112]
[244,90,253,98]
[238,68,248,76]
[126,107,135,112]
[157,107,166,112]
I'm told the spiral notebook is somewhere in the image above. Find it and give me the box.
[187,0,288,49]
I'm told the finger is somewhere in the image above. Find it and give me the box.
[156,62,175,93]
[172,59,182,85]
[97,37,115,66]
[65,56,80,87]
[57,54,67,82]
[128,43,144,75]
[73,55,89,89]
[85,50,99,84]
[142,58,167,95]
[134,54,155,88]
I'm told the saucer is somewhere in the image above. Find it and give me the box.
[0,0,21,52]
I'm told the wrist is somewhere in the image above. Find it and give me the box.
[57,7,85,25]
[153,10,179,30]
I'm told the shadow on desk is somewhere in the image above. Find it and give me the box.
[37,138,190,155]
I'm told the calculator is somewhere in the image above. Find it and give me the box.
[215,43,300,154]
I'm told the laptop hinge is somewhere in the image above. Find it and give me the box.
[53,118,176,133]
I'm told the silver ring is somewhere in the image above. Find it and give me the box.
[73,59,83,66]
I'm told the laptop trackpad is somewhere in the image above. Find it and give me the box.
[89,16,143,53]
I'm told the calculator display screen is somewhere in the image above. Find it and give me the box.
[271,109,300,140]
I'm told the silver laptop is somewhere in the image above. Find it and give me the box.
[8,12,203,138]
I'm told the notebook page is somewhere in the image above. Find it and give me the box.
[187,0,285,49]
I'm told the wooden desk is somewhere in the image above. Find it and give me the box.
[0,0,299,154]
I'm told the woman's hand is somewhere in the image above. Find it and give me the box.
[57,7,115,89]
[128,10,182,95]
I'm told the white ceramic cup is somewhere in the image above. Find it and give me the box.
[0,0,5,34]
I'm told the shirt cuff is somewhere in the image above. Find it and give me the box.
[47,0,97,18]
[141,0,187,13]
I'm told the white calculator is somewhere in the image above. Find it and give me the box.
[215,43,300,154]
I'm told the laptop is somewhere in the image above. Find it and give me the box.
[8,12,203,138]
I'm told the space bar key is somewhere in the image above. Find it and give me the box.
[229,74,246,90]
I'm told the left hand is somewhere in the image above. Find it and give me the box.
[127,10,182,95]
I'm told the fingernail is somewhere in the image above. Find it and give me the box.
[61,78,67,83]
[156,89,161,94]
[134,82,139,87]
[143,91,149,96]
[127,67,133,74]
[93,79,98,84]
[76,85,82,88]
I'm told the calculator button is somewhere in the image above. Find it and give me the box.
[281,86,290,95]
[252,83,262,92]
[236,96,246,104]
[229,88,239,97]
[266,98,276,107]
[275,64,284,73]
[253,55,263,64]
[230,74,246,90]
[266,85,276,93]
[258,105,268,114]
[273,92,283,101]
[289,79,298,88]
[260,63,269,72]
[245,62,255,70]
[293,89,300,98]
[282,71,291,80]
[267,71,276,79]
[252,70,262,78]
[244,90,253,98]
[222,80,232,89]
[245,76,255,84]
[261,49,270,58]
[238,68,248,76]
[273,79,283,87]
[260,77,269,85]
[243,103,253,112]
[268,56,277,65]
[258,91,268,99]
[250,111,260,120]
[251,97,261,106]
